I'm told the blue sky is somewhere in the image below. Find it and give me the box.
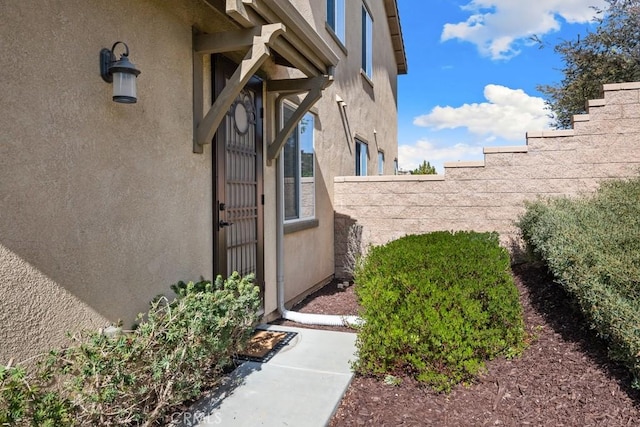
[395,0,608,173]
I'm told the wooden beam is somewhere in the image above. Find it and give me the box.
[266,75,333,94]
[267,75,331,161]
[226,0,253,28]
[192,50,205,153]
[270,37,320,77]
[194,24,285,150]
[194,25,276,54]
[250,0,339,71]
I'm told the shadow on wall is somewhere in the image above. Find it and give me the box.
[0,0,276,365]
[334,212,361,280]
[504,233,531,265]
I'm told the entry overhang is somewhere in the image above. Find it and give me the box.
[194,23,284,151]
[194,0,339,153]
[249,0,338,75]
[194,26,272,54]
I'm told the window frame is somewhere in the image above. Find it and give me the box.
[361,3,373,79]
[281,101,317,225]
[327,0,346,47]
[355,138,368,176]
[377,150,384,175]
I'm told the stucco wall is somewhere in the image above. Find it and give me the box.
[334,83,640,277]
[1,0,406,355]
[275,0,403,306]
[0,0,234,363]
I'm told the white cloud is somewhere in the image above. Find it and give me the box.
[398,139,483,173]
[442,0,608,59]
[413,84,552,141]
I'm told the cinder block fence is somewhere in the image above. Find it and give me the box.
[334,82,640,277]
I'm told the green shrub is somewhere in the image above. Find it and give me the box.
[353,231,525,392]
[1,272,260,426]
[0,365,74,426]
[171,277,212,296]
[517,176,640,385]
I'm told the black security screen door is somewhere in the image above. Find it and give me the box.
[212,56,264,297]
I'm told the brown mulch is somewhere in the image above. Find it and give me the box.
[273,263,640,426]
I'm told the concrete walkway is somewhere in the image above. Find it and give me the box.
[175,324,357,427]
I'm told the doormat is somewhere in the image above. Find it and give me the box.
[236,330,298,363]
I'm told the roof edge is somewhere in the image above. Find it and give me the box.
[383,0,407,74]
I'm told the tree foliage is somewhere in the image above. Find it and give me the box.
[539,0,640,129]
[411,160,437,175]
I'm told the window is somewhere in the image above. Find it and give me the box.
[283,103,315,221]
[355,139,368,176]
[378,151,384,175]
[327,0,346,45]
[361,4,373,78]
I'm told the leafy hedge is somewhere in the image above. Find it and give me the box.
[517,177,640,386]
[1,272,260,426]
[353,231,525,392]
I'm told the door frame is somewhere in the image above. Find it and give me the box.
[212,55,264,295]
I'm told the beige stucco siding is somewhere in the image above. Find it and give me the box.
[0,0,232,363]
[278,0,401,305]
[1,0,405,357]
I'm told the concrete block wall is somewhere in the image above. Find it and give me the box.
[334,82,640,277]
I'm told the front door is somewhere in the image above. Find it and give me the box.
[212,56,264,297]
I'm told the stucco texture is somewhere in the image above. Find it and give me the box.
[1,0,406,359]
[0,0,234,363]
[272,0,402,306]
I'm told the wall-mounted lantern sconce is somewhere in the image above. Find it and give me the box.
[100,42,141,103]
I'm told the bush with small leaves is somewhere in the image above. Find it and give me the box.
[0,364,74,426]
[1,272,260,426]
[517,176,640,386]
[354,231,525,392]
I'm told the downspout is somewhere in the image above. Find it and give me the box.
[275,154,362,327]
